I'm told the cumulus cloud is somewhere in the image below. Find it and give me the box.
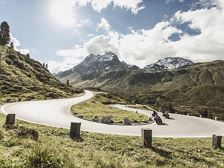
[10,34,30,55]
[50,0,224,73]
[48,45,88,73]
[75,0,144,14]
[49,0,76,28]
[97,17,111,31]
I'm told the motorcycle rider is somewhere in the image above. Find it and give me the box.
[152,111,158,117]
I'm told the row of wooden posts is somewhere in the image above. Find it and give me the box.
[5,114,223,149]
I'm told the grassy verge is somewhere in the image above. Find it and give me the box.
[71,93,150,124]
[0,113,224,167]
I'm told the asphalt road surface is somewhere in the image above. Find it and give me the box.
[1,90,224,137]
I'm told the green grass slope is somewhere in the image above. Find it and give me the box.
[124,61,224,119]
[0,46,81,103]
[71,93,150,124]
[0,113,224,168]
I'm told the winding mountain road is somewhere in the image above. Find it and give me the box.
[1,90,224,137]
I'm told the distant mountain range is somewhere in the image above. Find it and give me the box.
[56,52,195,87]
[56,52,193,79]
[56,52,224,119]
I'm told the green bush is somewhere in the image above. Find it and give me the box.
[27,145,64,168]
[4,57,13,65]
[17,126,39,141]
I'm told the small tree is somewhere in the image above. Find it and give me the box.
[199,107,208,118]
[0,21,10,46]
[66,80,70,86]
[10,42,14,49]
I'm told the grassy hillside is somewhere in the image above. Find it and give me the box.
[0,46,82,103]
[0,113,224,168]
[126,61,224,119]
[64,60,224,119]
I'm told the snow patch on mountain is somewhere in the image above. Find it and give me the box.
[144,57,193,72]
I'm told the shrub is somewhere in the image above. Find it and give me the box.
[4,57,13,65]
[199,107,208,118]
[27,145,64,168]
[17,126,39,141]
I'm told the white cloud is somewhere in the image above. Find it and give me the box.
[85,35,118,55]
[193,0,217,8]
[50,0,224,73]
[48,45,88,73]
[97,17,111,31]
[75,0,144,14]
[10,34,30,55]
[48,0,143,30]
[49,0,76,28]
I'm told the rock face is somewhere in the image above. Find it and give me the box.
[144,57,193,72]
[56,52,131,79]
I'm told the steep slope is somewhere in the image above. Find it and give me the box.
[0,46,80,103]
[121,60,224,119]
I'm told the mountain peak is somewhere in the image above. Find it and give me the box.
[144,57,193,72]
[56,52,129,79]
[84,52,119,64]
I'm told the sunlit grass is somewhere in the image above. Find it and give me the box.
[0,113,224,167]
[71,93,150,123]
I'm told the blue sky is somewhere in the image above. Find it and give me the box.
[0,0,224,72]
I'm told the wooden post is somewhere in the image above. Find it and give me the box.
[5,114,16,125]
[212,135,222,149]
[70,122,81,139]
[141,128,152,148]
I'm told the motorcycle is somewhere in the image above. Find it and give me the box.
[162,112,170,119]
[152,111,163,125]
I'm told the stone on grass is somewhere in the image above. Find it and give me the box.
[92,116,99,122]
[123,117,131,125]
[101,116,112,124]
